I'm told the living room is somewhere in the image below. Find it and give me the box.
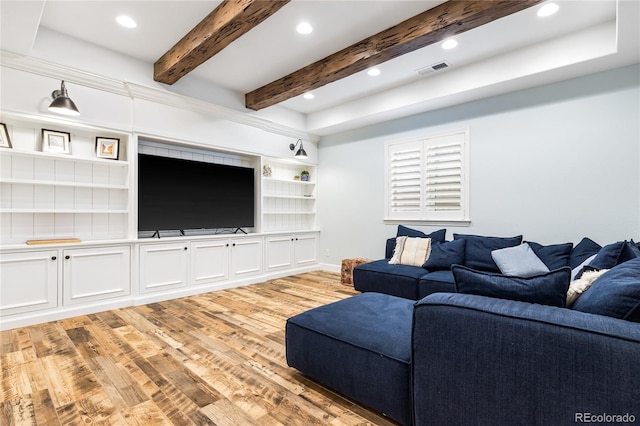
[1,1,639,425]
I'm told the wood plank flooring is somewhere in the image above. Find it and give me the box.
[1,271,398,425]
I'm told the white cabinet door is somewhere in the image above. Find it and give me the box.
[191,239,230,286]
[265,235,294,271]
[139,243,188,293]
[295,233,318,266]
[231,238,263,278]
[0,250,58,316]
[63,246,131,305]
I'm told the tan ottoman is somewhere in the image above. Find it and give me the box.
[341,258,373,285]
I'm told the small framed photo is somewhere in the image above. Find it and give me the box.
[0,123,11,148]
[95,137,120,160]
[42,129,71,154]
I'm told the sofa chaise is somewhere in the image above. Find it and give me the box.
[286,228,640,425]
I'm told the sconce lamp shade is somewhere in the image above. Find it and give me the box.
[48,81,80,116]
[289,139,308,159]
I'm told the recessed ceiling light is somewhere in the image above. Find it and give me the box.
[367,68,381,77]
[116,15,137,28]
[537,3,559,17]
[441,39,458,50]
[296,22,313,35]
[303,93,315,100]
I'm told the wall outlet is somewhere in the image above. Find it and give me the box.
[324,249,330,257]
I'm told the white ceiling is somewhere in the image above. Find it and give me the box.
[1,0,638,136]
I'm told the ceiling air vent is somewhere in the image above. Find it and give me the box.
[416,61,450,76]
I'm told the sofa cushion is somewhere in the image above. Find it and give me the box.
[527,241,573,270]
[418,270,456,299]
[491,243,550,278]
[422,239,465,271]
[397,225,446,242]
[354,259,423,300]
[286,293,414,425]
[385,227,446,258]
[389,236,432,266]
[571,258,640,322]
[453,233,523,272]
[452,265,571,308]
[587,241,627,270]
[569,237,602,269]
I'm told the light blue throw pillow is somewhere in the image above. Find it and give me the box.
[491,243,550,278]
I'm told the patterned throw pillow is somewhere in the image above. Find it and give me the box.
[389,236,432,267]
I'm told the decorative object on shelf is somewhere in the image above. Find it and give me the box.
[96,137,120,159]
[0,123,11,148]
[289,139,308,159]
[294,175,300,181]
[26,237,82,245]
[48,80,80,116]
[42,129,71,154]
[263,163,272,177]
[300,170,310,181]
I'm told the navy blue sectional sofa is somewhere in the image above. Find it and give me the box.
[286,228,640,425]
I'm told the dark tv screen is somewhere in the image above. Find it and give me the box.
[138,153,255,232]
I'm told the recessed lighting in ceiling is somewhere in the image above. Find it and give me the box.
[537,2,559,17]
[367,68,381,77]
[303,93,315,100]
[441,39,458,50]
[296,22,313,35]
[116,15,137,28]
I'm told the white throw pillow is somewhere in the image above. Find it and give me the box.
[566,268,609,307]
[491,243,550,277]
[389,236,432,267]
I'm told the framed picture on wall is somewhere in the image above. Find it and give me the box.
[42,129,71,154]
[95,137,120,160]
[0,123,11,148]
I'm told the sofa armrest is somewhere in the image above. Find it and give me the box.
[412,293,640,426]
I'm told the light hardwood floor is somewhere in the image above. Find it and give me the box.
[1,271,398,425]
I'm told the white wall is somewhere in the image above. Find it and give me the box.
[318,65,640,267]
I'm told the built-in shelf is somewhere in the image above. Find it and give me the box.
[2,209,129,214]
[3,149,129,166]
[263,211,316,215]
[0,178,128,190]
[0,113,131,245]
[261,158,317,232]
[263,194,316,200]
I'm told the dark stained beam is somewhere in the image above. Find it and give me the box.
[155,0,291,85]
[245,0,543,110]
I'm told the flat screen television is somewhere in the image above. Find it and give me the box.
[138,153,255,233]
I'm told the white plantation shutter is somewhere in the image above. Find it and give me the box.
[385,130,468,222]
[388,142,422,218]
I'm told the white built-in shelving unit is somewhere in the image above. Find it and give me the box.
[0,111,321,331]
[262,157,317,232]
[0,112,131,245]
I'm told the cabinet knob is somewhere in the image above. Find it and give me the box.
[65,255,70,260]
[51,256,57,261]
[184,247,188,250]
[233,243,236,247]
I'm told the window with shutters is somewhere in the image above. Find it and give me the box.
[384,129,469,223]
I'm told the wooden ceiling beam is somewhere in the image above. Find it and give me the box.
[154,0,291,85]
[245,0,543,111]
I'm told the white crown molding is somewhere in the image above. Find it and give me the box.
[0,50,320,144]
[1,50,130,96]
